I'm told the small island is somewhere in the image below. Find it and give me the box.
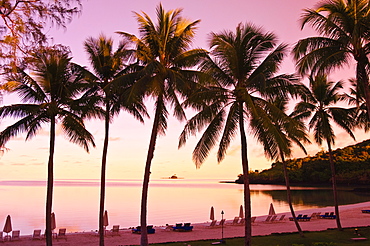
[161,174,184,179]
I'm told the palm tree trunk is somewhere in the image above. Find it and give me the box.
[239,102,251,246]
[46,116,56,246]
[281,155,304,237]
[99,102,110,246]
[327,140,342,230]
[140,98,162,246]
[356,56,370,120]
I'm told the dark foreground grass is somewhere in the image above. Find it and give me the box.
[149,226,370,246]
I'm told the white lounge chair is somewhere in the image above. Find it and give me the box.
[231,217,239,225]
[32,230,42,240]
[11,230,20,241]
[111,225,120,236]
[56,228,67,241]
[206,220,217,228]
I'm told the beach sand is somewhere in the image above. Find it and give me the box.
[2,201,370,245]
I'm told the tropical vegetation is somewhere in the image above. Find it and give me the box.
[1,1,370,246]
[117,4,207,246]
[293,0,370,120]
[179,23,307,246]
[246,138,370,185]
[0,47,96,246]
[83,35,147,246]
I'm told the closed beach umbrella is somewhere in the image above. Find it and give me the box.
[51,212,56,231]
[210,206,215,221]
[3,215,12,235]
[239,205,244,218]
[268,203,276,215]
[103,210,109,227]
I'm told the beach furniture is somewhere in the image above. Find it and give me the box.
[270,215,277,222]
[238,218,246,225]
[251,216,256,223]
[218,219,226,227]
[315,212,321,218]
[56,228,67,241]
[0,231,4,242]
[231,217,240,225]
[111,225,120,236]
[301,215,311,221]
[173,223,193,232]
[32,230,42,240]
[295,214,311,221]
[264,215,272,222]
[11,230,20,241]
[278,215,285,221]
[362,209,370,213]
[131,225,155,234]
[320,212,336,219]
[206,220,217,228]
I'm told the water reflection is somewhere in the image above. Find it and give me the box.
[0,180,369,235]
[259,188,370,207]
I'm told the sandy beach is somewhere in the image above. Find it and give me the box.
[2,201,370,246]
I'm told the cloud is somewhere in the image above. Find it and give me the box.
[11,163,25,166]
[109,137,121,141]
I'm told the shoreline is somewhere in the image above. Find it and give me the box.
[2,201,370,245]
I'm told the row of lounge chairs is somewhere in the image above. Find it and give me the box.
[0,228,67,242]
[289,214,311,221]
[361,209,370,213]
[320,212,336,219]
[264,214,285,222]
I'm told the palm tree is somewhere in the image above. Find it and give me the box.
[83,35,147,246]
[346,78,370,131]
[293,0,370,120]
[291,75,357,230]
[179,23,304,246]
[117,4,207,246]
[262,98,310,237]
[0,47,95,246]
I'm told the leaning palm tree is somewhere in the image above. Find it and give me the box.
[179,23,304,246]
[291,75,357,230]
[0,47,96,246]
[117,4,207,246]
[260,98,310,237]
[83,34,147,246]
[293,0,370,120]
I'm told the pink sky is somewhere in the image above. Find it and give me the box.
[0,0,368,181]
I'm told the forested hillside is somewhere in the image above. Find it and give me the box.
[241,139,370,185]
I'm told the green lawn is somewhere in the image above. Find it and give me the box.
[149,226,370,246]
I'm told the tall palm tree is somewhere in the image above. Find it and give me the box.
[0,47,96,246]
[83,35,147,246]
[179,23,304,246]
[262,98,310,237]
[291,75,357,230]
[117,4,207,246]
[293,0,370,120]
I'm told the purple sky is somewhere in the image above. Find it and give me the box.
[1,0,368,181]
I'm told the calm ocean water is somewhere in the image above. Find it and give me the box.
[0,179,369,235]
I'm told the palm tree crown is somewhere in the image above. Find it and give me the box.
[0,47,95,246]
[292,75,356,145]
[292,75,357,230]
[83,34,146,246]
[117,4,207,246]
[293,0,370,119]
[180,23,304,246]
